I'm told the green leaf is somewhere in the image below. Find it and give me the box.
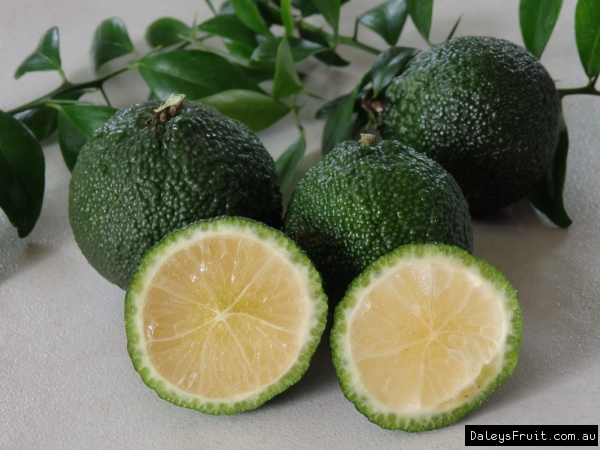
[281,0,295,37]
[145,17,192,48]
[91,17,135,71]
[528,115,572,227]
[313,0,341,36]
[407,0,433,42]
[13,91,85,141]
[230,0,273,37]
[256,1,283,27]
[223,39,257,59]
[13,107,58,142]
[272,37,303,100]
[293,0,318,17]
[321,71,371,155]
[53,104,117,171]
[359,0,409,46]
[14,27,62,79]
[575,0,600,78]
[197,14,258,46]
[0,109,45,237]
[276,135,306,194]
[138,50,261,100]
[371,46,419,96]
[200,89,291,132]
[251,37,325,67]
[298,27,350,66]
[520,0,563,59]
[315,94,349,119]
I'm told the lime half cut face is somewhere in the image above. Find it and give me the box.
[125,216,328,415]
[331,244,522,431]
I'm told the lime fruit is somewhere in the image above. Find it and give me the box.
[69,96,282,289]
[381,36,560,212]
[125,216,328,414]
[283,137,472,305]
[331,243,522,431]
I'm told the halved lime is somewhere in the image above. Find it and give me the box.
[331,244,522,431]
[125,216,328,414]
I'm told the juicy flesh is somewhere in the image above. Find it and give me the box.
[349,259,507,413]
[142,235,309,400]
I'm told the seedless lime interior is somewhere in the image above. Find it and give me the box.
[343,254,511,416]
[142,234,310,400]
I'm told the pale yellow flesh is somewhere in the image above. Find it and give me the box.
[142,235,309,400]
[348,259,507,413]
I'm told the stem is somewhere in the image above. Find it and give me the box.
[298,21,381,55]
[558,77,600,98]
[7,66,132,115]
[290,94,304,136]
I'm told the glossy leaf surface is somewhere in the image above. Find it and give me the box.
[14,27,62,79]
[359,0,408,46]
[200,89,291,131]
[91,17,135,71]
[0,110,45,237]
[138,50,261,100]
[520,0,563,58]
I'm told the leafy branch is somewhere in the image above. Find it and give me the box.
[2,0,600,238]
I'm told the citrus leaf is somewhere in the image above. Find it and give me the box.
[197,14,258,46]
[321,71,371,155]
[281,0,295,37]
[272,37,303,100]
[230,0,273,37]
[53,104,117,171]
[407,0,433,42]
[528,115,571,227]
[575,0,600,78]
[359,0,409,47]
[251,37,325,67]
[293,0,318,17]
[223,39,257,59]
[298,27,350,66]
[520,0,563,59]
[312,0,341,36]
[315,94,349,119]
[0,109,45,237]
[13,107,58,142]
[13,91,85,141]
[276,135,306,194]
[14,27,62,79]
[138,50,261,100]
[371,46,419,96]
[91,17,135,71]
[257,1,284,27]
[145,17,192,48]
[199,89,291,131]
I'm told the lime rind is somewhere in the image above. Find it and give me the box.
[125,216,328,415]
[330,243,522,431]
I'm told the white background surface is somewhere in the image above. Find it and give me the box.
[1,1,599,449]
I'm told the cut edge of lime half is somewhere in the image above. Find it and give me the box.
[125,216,328,415]
[331,243,522,431]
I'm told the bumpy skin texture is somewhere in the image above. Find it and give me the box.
[282,140,473,305]
[69,101,282,289]
[381,36,560,212]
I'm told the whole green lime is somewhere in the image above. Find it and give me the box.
[282,138,473,305]
[69,98,282,290]
[381,36,560,212]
